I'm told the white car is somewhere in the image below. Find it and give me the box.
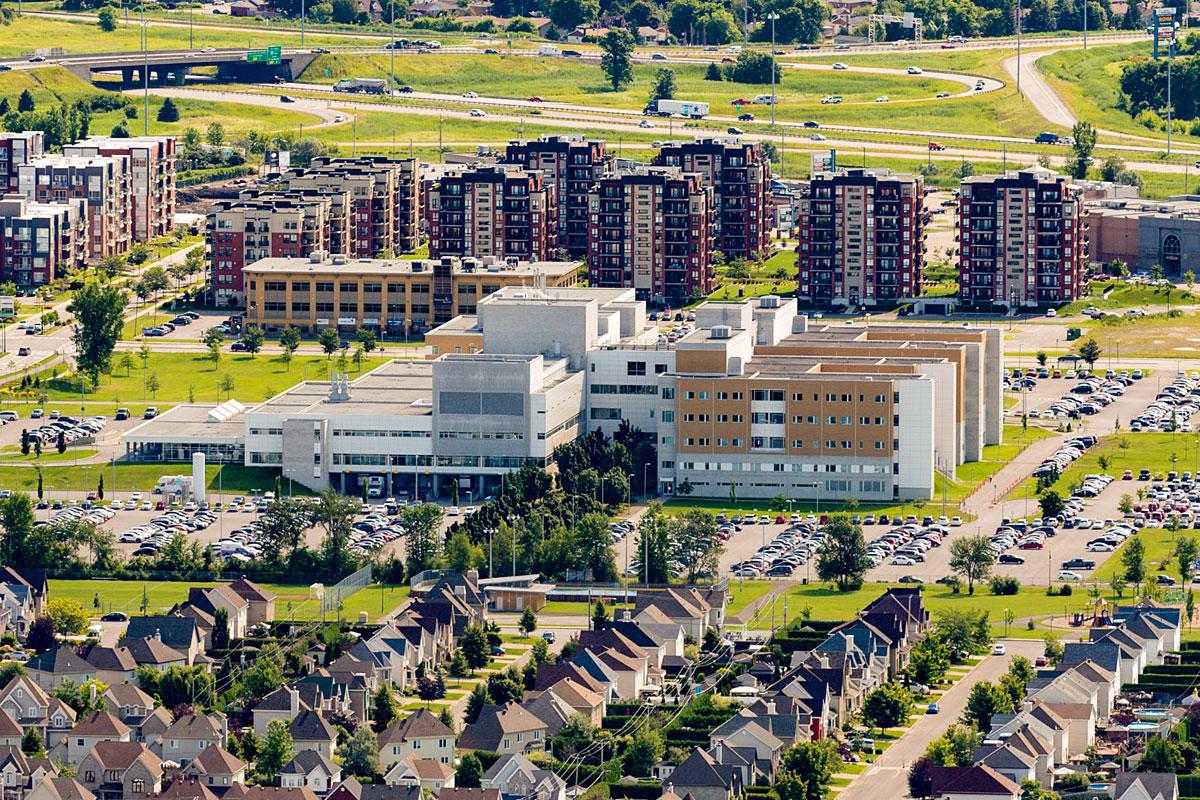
[832,62,848,70]
[890,556,915,566]
[810,133,826,141]
[462,91,478,98]
[950,516,963,526]
[1046,308,1058,317]
[639,120,652,128]
[1058,570,1083,581]
[907,66,923,74]
[991,643,1006,655]
[875,96,889,103]
[469,108,486,117]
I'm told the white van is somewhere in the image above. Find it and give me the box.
[753,94,778,105]
[537,45,561,56]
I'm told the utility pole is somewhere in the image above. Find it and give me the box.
[1083,0,1087,49]
[142,0,149,136]
[301,0,306,45]
[1016,0,1023,95]
[1168,39,1175,155]
[390,0,396,90]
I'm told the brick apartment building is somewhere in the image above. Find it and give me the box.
[795,168,925,308]
[653,137,771,260]
[209,192,343,303]
[425,165,558,261]
[0,132,44,193]
[283,156,420,258]
[586,167,715,304]
[64,136,176,242]
[958,167,1086,308]
[504,135,612,258]
[18,154,132,261]
[0,194,88,286]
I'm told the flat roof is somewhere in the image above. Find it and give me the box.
[243,257,580,278]
[252,360,436,418]
[121,404,245,444]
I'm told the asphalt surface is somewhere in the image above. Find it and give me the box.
[843,638,1044,798]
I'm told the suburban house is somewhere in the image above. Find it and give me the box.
[479,755,565,800]
[287,712,338,758]
[77,741,163,800]
[228,579,275,627]
[929,765,1021,800]
[151,714,226,765]
[123,618,202,665]
[1114,772,1178,800]
[26,648,95,691]
[181,744,246,793]
[87,648,140,688]
[458,704,548,755]
[377,710,454,771]
[280,751,341,796]
[382,754,455,792]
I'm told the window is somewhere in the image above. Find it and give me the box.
[627,361,646,376]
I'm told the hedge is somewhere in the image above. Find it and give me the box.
[607,784,664,800]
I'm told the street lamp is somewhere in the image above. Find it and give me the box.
[767,13,780,127]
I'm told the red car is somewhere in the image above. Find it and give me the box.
[1123,470,1134,479]
[527,96,545,102]
[775,515,786,524]
[928,141,946,151]
[941,43,956,48]
[729,98,753,106]
[721,57,735,63]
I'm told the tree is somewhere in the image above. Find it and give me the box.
[355,327,377,353]
[518,607,538,636]
[675,509,723,582]
[1070,121,1098,179]
[1036,351,1048,366]
[55,430,66,455]
[907,634,950,686]
[637,504,672,584]
[547,0,598,28]
[551,713,594,760]
[963,681,1012,731]
[464,683,488,725]
[705,61,723,81]
[240,325,265,355]
[212,608,230,650]
[905,755,935,798]
[156,96,179,122]
[279,326,301,369]
[729,50,780,84]
[461,625,490,672]
[17,90,34,113]
[1177,535,1200,584]
[257,497,308,564]
[206,122,225,148]
[778,740,839,800]
[862,683,911,730]
[1038,489,1065,520]
[46,598,88,635]
[592,599,609,628]
[98,6,118,30]
[203,328,224,368]
[255,719,295,781]
[399,503,444,575]
[949,534,994,595]
[599,28,635,92]
[336,726,378,777]
[26,616,55,653]
[316,489,360,575]
[1123,536,1147,587]
[21,728,43,757]
[146,373,160,398]
[1077,337,1102,368]
[622,726,664,777]
[649,67,676,103]
[372,685,398,732]
[68,282,128,385]
[457,752,484,788]
[1139,736,1185,772]
[816,515,870,591]
[318,328,340,357]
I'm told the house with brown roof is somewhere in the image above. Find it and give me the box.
[0,675,49,733]
[0,745,57,796]
[87,648,140,688]
[102,686,156,735]
[151,714,226,766]
[438,790,497,800]
[535,677,604,726]
[458,704,547,755]
[77,741,163,800]
[185,587,249,642]
[930,765,1020,800]
[137,709,174,754]
[0,708,23,747]
[118,637,187,672]
[287,712,337,758]
[239,787,320,800]
[181,744,246,793]
[377,709,454,772]
[68,712,132,764]
[26,777,94,800]
[382,754,454,792]
[633,588,724,639]
[228,579,275,627]
[151,776,218,800]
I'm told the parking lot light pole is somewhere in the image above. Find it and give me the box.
[767,13,779,127]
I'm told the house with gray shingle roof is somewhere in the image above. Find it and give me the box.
[123,618,201,665]
[1115,772,1178,800]
[480,754,564,800]
[151,713,226,765]
[281,750,341,796]
[26,647,95,691]
[287,711,337,758]
[458,704,547,755]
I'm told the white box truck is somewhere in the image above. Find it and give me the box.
[653,99,710,118]
[538,45,561,56]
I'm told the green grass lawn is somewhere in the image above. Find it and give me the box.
[1,351,389,407]
[301,52,964,119]
[1076,310,1200,358]
[1092,528,1184,584]
[726,580,773,616]
[1010,432,1200,500]
[0,446,98,464]
[0,462,295,494]
[50,578,410,621]
[1060,280,1200,315]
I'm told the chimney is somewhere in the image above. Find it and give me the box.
[154,628,161,642]
[89,682,97,703]
[714,740,723,761]
[288,686,299,714]
[466,569,480,585]
[766,701,776,716]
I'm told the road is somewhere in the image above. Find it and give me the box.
[1004,49,1077,129]
[842,639,1043,799]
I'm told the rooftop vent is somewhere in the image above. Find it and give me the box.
[710,325,732,340]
